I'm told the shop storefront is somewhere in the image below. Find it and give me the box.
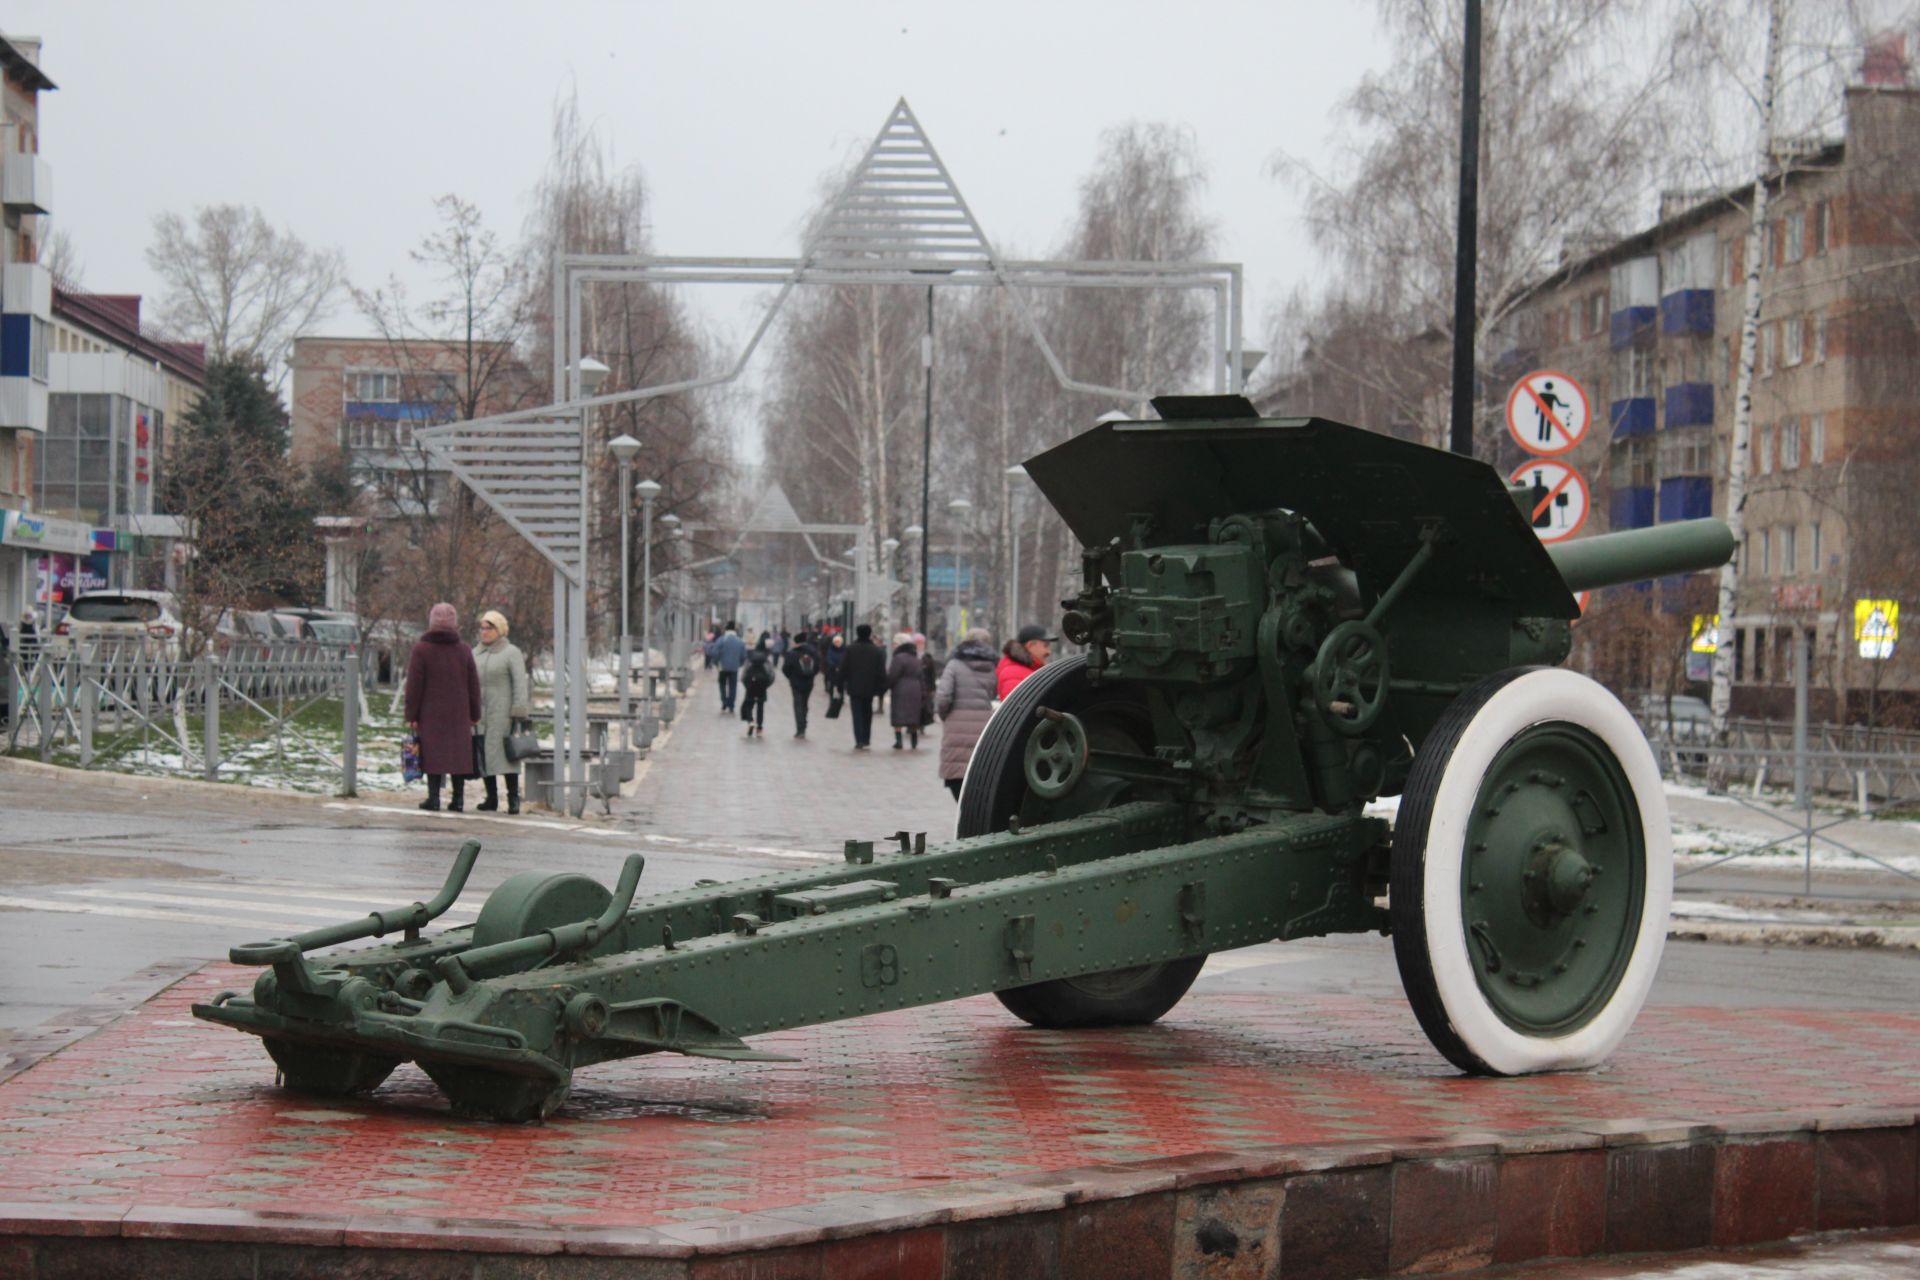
[0,508,109,627]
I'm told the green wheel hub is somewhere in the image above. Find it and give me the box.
[1461,723,1645,1035]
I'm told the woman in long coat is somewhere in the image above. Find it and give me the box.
[886,632,927,750]
[935,628,998,800]
[473,609,532,814]
[406,602,482,811]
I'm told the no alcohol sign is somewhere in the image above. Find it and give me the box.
[1507,370,1591,456]
[1510,460,1590,543]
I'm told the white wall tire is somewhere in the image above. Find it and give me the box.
[1390,667,1670,1075]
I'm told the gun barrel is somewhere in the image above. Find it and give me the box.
[1545,518,1735,594]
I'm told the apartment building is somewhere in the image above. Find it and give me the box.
[0,31,52,628]
[1496,84,1920,719]
[288,335,532,517]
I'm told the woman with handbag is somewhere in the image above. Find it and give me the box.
[473,609,532,814]
[406,602,482,812]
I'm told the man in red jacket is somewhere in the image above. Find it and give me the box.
[996,624,1054,699]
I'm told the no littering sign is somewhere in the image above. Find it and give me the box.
[1510,460,1589,544]
[1507,370,1590,456]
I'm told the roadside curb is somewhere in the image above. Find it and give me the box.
[1671,919,1920,951]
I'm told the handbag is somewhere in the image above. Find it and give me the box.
[470,730,488,778]
[400,733,424,783]
[504,718,540,763]
[825,692,844,720]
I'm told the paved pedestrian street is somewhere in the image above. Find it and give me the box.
[620,671,962,854]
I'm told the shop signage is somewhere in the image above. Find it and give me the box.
[1,509,95,555]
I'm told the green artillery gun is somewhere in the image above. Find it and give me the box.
[194,399,1734,1121]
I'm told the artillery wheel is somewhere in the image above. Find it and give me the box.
[1390,667,1670,1075]
[421,1062,571,1124]
[958,656,1206,1028]
[264,1037,399,1096]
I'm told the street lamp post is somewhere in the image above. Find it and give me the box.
[636,478,662,731]
[947,497,972,642]
[606,432,640,748]
[659,512,681,677]
[1005,464,1028,639]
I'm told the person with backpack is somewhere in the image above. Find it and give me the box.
[781,630,821,739]
[740,635,775,737]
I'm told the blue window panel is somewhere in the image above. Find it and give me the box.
[1609,306,1656,350]
[1663,383,1714,428]
[1611,486,1655,529]
[1659,289,1715,336]
[1609,398,1655,438]
[1657,475,1713,521]
[344,401,452,422]
[0,314,29,378]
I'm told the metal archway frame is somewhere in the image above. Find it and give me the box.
[428,100,1247,815]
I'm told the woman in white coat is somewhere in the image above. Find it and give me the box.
[474,609,532,813]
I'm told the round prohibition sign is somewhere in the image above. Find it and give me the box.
[1510,459,1590,544]
[1507,369,1591,457]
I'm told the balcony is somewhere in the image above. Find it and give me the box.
[1663,383,1714,429]
[1609,398,1655,438]
[1658,475,1714,521]
[2,262,50,319]
[1610,486,1655,530]
[2,152,51,214]
[1660,289,1714,336]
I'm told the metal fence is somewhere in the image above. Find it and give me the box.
[4,639,364,794]
[1642,718,1920,810]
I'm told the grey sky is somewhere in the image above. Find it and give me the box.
[17,1,1387,373]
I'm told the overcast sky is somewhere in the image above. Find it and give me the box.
[15,1,1392,370]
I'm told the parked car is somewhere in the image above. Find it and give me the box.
[279,608,361,649]
[1638,692,1711,770]
[49,590,183,660]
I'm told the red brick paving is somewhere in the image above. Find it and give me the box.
[1,965,1918,1233]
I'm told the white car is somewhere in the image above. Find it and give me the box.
[50,590,184,660]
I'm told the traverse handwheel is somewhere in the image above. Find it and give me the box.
[1311,620,1389,735]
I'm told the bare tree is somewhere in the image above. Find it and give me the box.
[1270,0,1672,448]
[146,204,346,388]
[520,92,734,650]
[43,226,82,290]
[333,197,549,652]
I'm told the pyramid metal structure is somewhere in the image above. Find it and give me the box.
[804,99,997,273]
[416,412,585,581]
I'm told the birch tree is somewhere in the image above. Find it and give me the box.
[146,204,346,388]
[1270,0,1671,447]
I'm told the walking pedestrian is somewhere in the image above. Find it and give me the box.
[472,609,531,815]
[887,631,927,750]
[782,629,820,739]
[406,602,481,813]
[740,635,775,737]
[840,623,888,751]
[936,628,998,800]
[702,630,717,670]
[714,621,746,713]
[823,630,847,697]
[997,624,1054,699]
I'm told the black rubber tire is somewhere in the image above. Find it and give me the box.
[956,656,1205,1028]
[264,1036,399,1096]
[995,955,1209,1029]
[956,657,1152,837]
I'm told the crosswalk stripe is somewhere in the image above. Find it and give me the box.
[57,888,476,922]
[0,893,317,933]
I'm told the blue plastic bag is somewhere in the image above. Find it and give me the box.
[401,733,424,783]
